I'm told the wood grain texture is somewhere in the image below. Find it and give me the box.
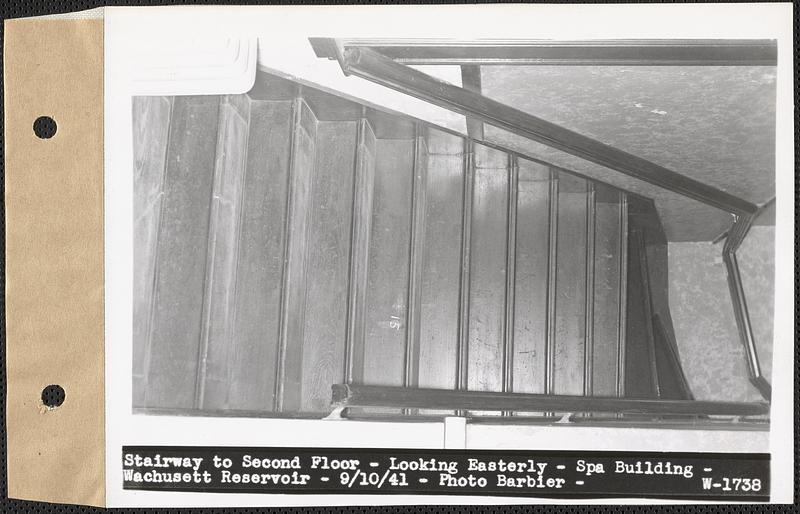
[198,95,250,409]
[467,144,509,396]
[591,189,623,397]
[218,99,294,411]
[503,156,519,400]
[132,96,172,408]
[405,130,429,389]
[456,141,474,406]
[545,173,559,395]
[363,137,416,387]
[624,229,658,398]
[553,173,588,396]
[637,203,690,399]
[344,119,377,388]
[512,160,551,395]
[127,71,707,418]
[583,185,596,396]
[636,230,661,398]
[144,96,220,409]
[301,120,361,412]
[617,195,629,397]
[652,315,694,400]
[276,99,318,412]
[417,128,464,396]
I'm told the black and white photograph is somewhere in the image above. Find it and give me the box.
[99,4,793,506]
[2,3,793,509]
[132,38,776,424]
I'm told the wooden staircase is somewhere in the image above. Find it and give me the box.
[132,71,763,420]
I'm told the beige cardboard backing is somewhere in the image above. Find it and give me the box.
[4,18,104,506]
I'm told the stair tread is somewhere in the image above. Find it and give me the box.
[133,72,697,418]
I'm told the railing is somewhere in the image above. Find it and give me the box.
[324,45,757,216]
[311,38,777,67]
[723,212,772,400]
[312,37,773,405]
[331,384,769,417]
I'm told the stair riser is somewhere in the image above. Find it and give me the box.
[133,75,684,415]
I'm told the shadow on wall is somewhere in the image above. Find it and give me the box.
[668,226,774,403]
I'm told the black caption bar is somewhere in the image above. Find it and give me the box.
[122,446,769,501]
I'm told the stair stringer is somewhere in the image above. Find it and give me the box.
[625,197,694,401]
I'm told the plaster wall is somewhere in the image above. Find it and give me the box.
[668,226,774,402]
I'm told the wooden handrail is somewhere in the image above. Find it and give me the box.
[319,44,757,216]
[331,384,770,417]
[723,213,771,401]
[310,38,777,66]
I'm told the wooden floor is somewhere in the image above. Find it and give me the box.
[132,71,686,417]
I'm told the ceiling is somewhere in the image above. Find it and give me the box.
[480,65,777,241]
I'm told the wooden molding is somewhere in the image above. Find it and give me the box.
[332,384,770,417]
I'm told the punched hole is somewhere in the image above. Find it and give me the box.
[41,384,66,408]
[33,116,57,139]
